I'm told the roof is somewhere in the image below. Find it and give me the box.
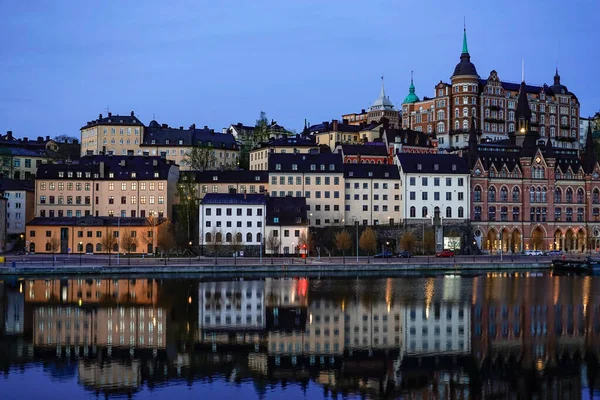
[201,193,267,205]
[370,78,396,111]
[268,152,344,173]
[343,164,400,179]
[81,112,144,130]
[0,178,34,192]
[309,121,362,134]
[403,75,420,104]
[142,124,237,149]
[338,144,388,157]
[27,216,163,227]
[452,29,479,78]
[35,155,175,180]
[478,77,577,99]
[191,170,268,183]
[266,197,308,226]
[383,128,435,148]
[397,153,470,174]
[256,135,316,148]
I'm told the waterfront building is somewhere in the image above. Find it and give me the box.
[343,164,401,226]
[187,170,268,200]
[334,143,389,165]
[268,152,344,227]
[249,135,317,171]
[265,196,308,255]
[468,78,600,253]
[0,178,34,235]
[401,29,580,149]
[34,154,179,220]
[397,153,471,222]
[198,193,266,253]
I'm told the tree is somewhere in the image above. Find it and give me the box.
[230,231,244,265]
[46,235,60,266]
[265,232,280,264]
[141,216,159,254]
[424,229,435,254]
[53,134,78,144]
[183,146,217,171]
[400,232,416,253]
[335,230,352,264]
[101,230,118,265]
[120,229,138,265]
[157,220,176,256]
[208,227,223,265]
[359,227,377,262]
[298,231,309,258]
[175,174,199,248]
[254,111,270,145]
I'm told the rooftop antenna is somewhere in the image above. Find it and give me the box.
[521,59,525,82]
[105,105,110,114]
[153,113,156,120]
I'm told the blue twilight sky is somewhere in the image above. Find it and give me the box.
[0,0,599,139]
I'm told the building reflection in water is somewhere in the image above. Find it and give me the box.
[1,274,600,398]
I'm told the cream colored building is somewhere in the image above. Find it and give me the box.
[268,153,344,227]
[343,164,402,226]
[310,120,362,150]
[188,170,268,200]
[0,178,35,235]
[1,132,60,180]
[249,136,317,171]
[80,112,144,156]
[34,155,178,219]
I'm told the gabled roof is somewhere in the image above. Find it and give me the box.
[268,152,343,173]
[337,143,388,157]
[81,112,144,130]
[343,164,400,179]
[201,193,266,205]
[266,196,308,226]
[0,178,34,192]
[383,128,434,148]
[191,170,268,183]
[309,121,362,134]
[397,153,469,174]
[142,125,237,149]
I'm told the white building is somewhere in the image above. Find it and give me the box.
[343,164,402,226]
[344,300,403,350]
[580,117,592,150]
[199,193,266,253]
[265,196,308,255]
[199,280,265,330]
[4,289,24,335]
[397,153,470,221]
[0,179,34,236]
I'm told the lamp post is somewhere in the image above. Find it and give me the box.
[422,215,429,255]
[79,241,83,265]
[386,241,390,263]
[117,216,121,266]
[353,217,359,263]
[189,241,193,265]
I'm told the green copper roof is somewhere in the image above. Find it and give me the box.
[403,73,420,104]
[462,28,469,54]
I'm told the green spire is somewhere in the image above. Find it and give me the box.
[462,27,469,54]
[403,71,420,104]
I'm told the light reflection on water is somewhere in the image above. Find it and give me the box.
[0,272,599,399]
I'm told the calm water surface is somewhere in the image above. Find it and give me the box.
[1,272,600,399]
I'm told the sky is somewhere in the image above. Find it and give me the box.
[0,0,599,139]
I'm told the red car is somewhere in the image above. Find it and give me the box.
[436,249,455,258]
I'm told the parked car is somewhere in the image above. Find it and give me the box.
[524,250,543,256]
[436,249,455,258]
[374,251,393,258]
[398,250,412,258]
[545,250,563,256]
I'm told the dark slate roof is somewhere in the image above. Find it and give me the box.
[515,81,532,120]
[383,128,434,148]
[257,135,316,148]
[191,170,268,183]
[142,125,237,149]
[80,112,144,129]
[35,155,175,180]
[268,152,344,173]
[478,78,577,100]
[308,121,362,134]
[27,216,163,227]
[554,149,582,173]
[0,178,34,192]
[343,164,400,179]
[397,154,469,174]
[338,143,388,157]
[453,53,478,77]
[201,193,266,205]
[266,196,307,226]
[474,143,522,171]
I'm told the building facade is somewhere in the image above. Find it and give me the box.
[265,196,308,255]
[188,170,268,200]
[249,136,317,171]
[80,112,144,156]
[0,179,34,235]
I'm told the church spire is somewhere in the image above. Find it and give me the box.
[462,23,469,54]
[583,118,597,174]
[403,71,420,104]
[380,75,386,99]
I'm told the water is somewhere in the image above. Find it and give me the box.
[1,272,600,399]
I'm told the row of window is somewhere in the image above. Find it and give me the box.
[205,231,261,244]
[103,127,140,135]
[345,193,399,201]
[271,176,340,185]
[408,206,465,218]
[409,192,464,201]
[409,177,464,186]
[205,208,263,217]
[473,206,598,222]
[38,209,163,218]
[40,182,163,191]
[476,186,591,204]
[270,190,340,199]
[40,194,163,205]
[9,158,41,168]
[200,184,265,194]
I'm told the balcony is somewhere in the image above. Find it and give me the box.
[484,117,505,123]
[560,124,571,130]
[488,104,502,111]
[555,136,577,142]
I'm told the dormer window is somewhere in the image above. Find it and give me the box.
[255,176,260,181]
[417,164,422,170]
[151,140,156,145]
[109,172,114,178]
[58,171,64,177]
[320,164,325,171]
[310,164,316,171]
[131,172,136,178]
[292,164,298,171]
[368,172,373,177]
[77,172,82,178]
[384,172,389,177]
[68,172,73,178]
[85,172,91,178]
[154,172,159,178]
[178,140,183,145]
[452,164,457,171]
[329,164,335,171]
[434,164,439,171]
[275,164,281,171]
[165,139,170,145]
[349,172,353,177]
[213,176,218,181]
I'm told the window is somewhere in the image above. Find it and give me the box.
[566,188,573,203]
[410,206,416,218]
[422,192,428,200]
[446,207,452,218]
[474,206,481,220]
[458,207,464,218]
[555,188,562,203]
[446,192,452,201]
[409,177,415,186]
[422,206,428,218]
[474,186,481,202]
[488,187,496,202]
[422,177,428,186]
[500,187,508,202]
[488,206,496,221]
[513,187,520,202]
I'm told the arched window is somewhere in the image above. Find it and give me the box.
[96,243,102,252]
[577,188,584,203]
[410,206,416,218]
[462,120,469,130]
[236,232,243,243]
[463,107,468,117]
[446,207,452,218]
[226,232,232,242]
[437,122,445,133]
[501,207,508,221]
[77,242,83,252]
[86,243,93,253]
[474,186,482,202]
[536,187,541,202]
[112,243,118,252]
[472,107,476,117]
[45,242,51,251]
[422,206,428,218]
[485,109,490,118]
[437,110,445,121]
[256,232,262,243]
[488,206,496,221]
[508,111,515,121]
[474,206,482,220]
[454,120,459,130]
[455,109,459,118]
[554,188,562,203]
[205,232,212,243]
[541,187,547,202]
[509,123,515,132]
[500,187,508,202]
[488,186,496,202]
[512,187,520,202]
[530,187,535,202]
[513,207,520,221]
[458,207,464,218]
[216,232,222,242]
[593,188,600,204]
[566,188,573,203]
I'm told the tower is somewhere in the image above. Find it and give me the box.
[450,26,480,133]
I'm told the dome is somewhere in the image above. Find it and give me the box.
[452,29,479,78]
[550,69,569,94]
[369,77,396,111]
[403,74,420,104]
[148,120,160,128]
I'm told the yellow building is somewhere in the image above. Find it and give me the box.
[186,170,268,200]
[34,154,179,220]
[310,120,363,150]
[249,136,317,171]
[80,112,144,156]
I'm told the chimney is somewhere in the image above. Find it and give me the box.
[6,131,13,140]
[23,137,28,142]
[99,161,105,178]
[37,136,43,142]
[189,124,196,130]
[361,109,366,113]
[323,121,330,131]
[99,113,103,119]
[342,119,348,125]
[179,126,183,130]
[161,123,168,128]
[46,135,50,141]
[108,112,112,117]
[332,120,338,131]
[130,111,135,117]
[222,128,227,133]
[204,125,208,130]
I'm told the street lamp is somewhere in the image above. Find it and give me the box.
[79,241,83,265]
[386,241,390,263]
[422,215,429,255]
[189,241,193,265]
[353,217,359,263]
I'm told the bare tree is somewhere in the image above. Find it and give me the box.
[265,232,280,264]
[46,235,60,266]
[230,230,244,265]
[208,227,223,265]
[359,227,377,263]
[400,232,416,253]
[298,231,309,259]
[120,229,139,265]
[101,230,118,265]
[424,229,435,254]
[335,230,352,264]
[183,146,217,171]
